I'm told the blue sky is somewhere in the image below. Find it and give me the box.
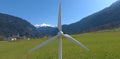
[0,0,117,27]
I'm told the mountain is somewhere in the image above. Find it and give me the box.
[37,26,58,37]
[62,0,120,34]
[0,13,39,37]
[37,0,120,36]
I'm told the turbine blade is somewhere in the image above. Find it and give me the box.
[58,0,62,31]
[63,34,89,51]
[29,35,58,53]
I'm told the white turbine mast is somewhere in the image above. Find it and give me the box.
[29,0,89,59]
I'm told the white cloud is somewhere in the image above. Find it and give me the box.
[34,23,54,27]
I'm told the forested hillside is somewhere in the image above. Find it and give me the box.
[0,13,39,37]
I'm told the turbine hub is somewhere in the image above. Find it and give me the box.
[58,31,64,35]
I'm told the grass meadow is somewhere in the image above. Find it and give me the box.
[0,31,120,59]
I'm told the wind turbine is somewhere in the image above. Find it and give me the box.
[29,0,89,59]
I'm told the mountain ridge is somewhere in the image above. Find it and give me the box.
[37,0,120,36]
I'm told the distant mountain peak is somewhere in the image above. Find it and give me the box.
[34,23,54,28]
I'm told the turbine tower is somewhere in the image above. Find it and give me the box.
[29,0,89,59]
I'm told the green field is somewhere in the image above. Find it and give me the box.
[0,31,120,59]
